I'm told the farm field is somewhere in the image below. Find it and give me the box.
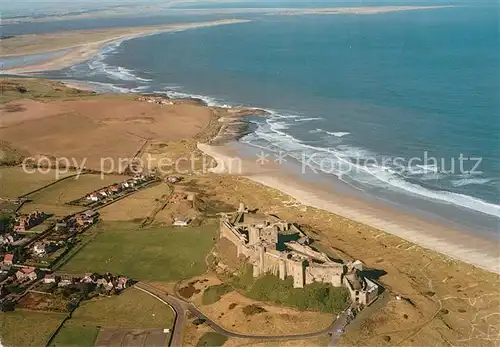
[50,324,99,347]
[19,173,125,217]
[98,183,171,222]
[0,310,66,347]
[0,167,74,198]
[61,220,218,281]
[50,288,174,346]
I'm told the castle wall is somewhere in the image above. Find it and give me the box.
[305,266,343,287]
[290,260,305,288]
[285,242,330,262]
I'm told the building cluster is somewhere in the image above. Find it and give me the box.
[43,272,132,293]
[219,203,381,306]
[0,232,22,246]
[13,211,47,232]
[76,175,155,206]
[0,265,44,306]
[136,96,173,105]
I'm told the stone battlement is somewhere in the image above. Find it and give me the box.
[219,204,382,306]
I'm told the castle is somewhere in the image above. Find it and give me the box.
[219,203,380,306]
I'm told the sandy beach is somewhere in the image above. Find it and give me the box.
[198,142,500,274]
[269,5,453,16]
[1,19,250,74]
[2,5,454,25]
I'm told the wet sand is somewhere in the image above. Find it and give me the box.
[198,142,500,274]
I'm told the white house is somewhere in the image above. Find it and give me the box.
[33,242,47,256]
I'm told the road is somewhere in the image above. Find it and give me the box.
[135,282,359,346]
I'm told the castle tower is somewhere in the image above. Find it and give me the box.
[279,259,287,280]
[291,260,305,288]
[248,225,260,245]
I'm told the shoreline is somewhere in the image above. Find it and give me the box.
[2,5,454,25]
[197,142,500,274]
[38,80,499,274]
[0,19,250,74]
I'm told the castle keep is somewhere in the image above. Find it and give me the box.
[219,203,380,306]
[220,204,345,289]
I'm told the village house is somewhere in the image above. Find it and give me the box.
[55,221,68,233]
[32,242,47,256]
[43,274,57,284]
[2,253,15,266]
[75,210,99,227]
[13,211,47,232]
[0,233,19,246]
[15,267,40,282]
[58,275,73,287]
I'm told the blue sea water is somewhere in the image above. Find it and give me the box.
[37,3,499,234]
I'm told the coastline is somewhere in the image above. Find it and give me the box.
[0,19,250,74]
[197,141,500,274]
[3,7,497,274]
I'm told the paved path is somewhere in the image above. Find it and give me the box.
[135,282,354,345]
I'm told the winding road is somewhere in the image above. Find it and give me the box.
[135,282,352,346]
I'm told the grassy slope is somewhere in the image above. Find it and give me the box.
[232,266,350,314]
[62,221,218,281]
[0,78,94,104]
[202,284,233,305]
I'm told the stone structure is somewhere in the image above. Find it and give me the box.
[220,206,345,289]
[219,204,381,305]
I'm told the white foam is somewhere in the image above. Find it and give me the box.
[294,117,322,122]
[78,81,132,93]
[248,116,500,218]
[451,178,494,187]
[82,40,152,83]
[326,131,350,137]
[308,128,350,137]
[162,90,232,108]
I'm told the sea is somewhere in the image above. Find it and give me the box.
[2,1,499,237]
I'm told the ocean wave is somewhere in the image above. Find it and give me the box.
[246,115,500,218]
[326,131,350,137]
[451,178,494,187]
[74,81,132,93]
[294,117,322,122]
[79,40,152,83]
[308,128,350,137]
[161,90,232,108]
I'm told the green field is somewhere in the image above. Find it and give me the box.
[0,310,66,347]
[50,324,99,347]
[0,167,74,198]
[51,288,174,346]
[19,173,124,218]
[61,221,218,281]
